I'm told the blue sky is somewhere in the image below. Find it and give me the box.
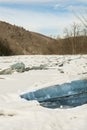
[0,0,87,37]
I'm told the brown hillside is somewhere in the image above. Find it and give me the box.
[0,21,59,55]
[0,21,87,55]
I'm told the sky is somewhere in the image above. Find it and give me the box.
[0,0,87,37]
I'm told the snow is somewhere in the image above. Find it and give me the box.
[0,55,87,130]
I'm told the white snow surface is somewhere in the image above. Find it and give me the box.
[0,55,87,130]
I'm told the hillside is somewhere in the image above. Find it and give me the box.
[0,21,87,55]
[0,21,59,55]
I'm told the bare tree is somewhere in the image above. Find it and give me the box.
[64,22,81,37]
[75,14,87,28]
[74,12,87,36]
[71,22,81,37]
[63,22,81,54]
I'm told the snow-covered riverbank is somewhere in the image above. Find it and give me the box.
[0,55,87,130]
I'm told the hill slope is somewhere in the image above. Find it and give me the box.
[0,21,87,55]
[0,21,59,55]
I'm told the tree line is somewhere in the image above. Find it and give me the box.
[56,14,87,54]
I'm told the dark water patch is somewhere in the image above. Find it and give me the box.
[20,79,87,109]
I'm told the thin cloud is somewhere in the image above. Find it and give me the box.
[0,6,78,36]
[53,0,87,10]
[0,0,86,36]
[0,0,87,4]
[0,0,59,3]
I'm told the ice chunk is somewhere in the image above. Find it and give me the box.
[20,80,87,109]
